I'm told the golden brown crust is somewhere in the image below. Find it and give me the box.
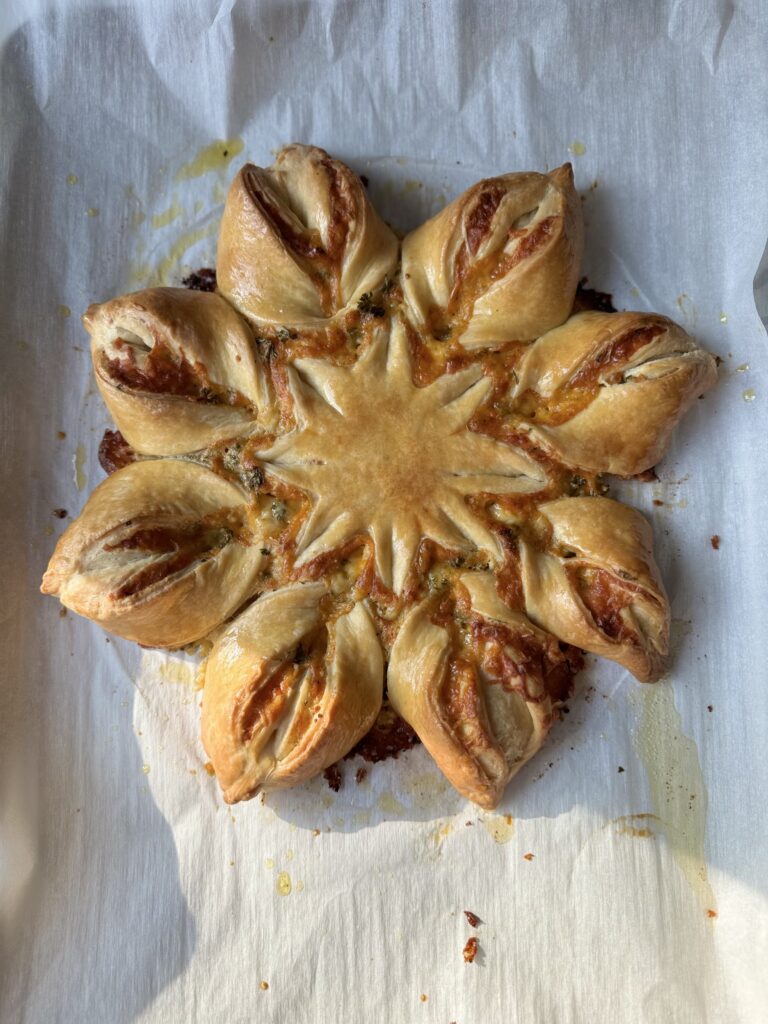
[41,146,716,809]
[217,144,398,326]
[85,287,273,455]
[520,497,669,681]
[387,573,571,809]
[41,460,264,648]
[401,164,583,347]
[201,584,383,802]
[510,311,718,475]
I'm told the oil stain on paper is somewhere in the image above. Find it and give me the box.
[627,683,715,915]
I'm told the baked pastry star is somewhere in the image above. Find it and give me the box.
[42,144,717,809]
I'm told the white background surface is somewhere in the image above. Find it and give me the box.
[1,2,767,1022]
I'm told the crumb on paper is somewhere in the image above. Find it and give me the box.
[707,704,714,712]
[141,764,150,775]
[719,312,728,323]
[355,766,368,784]
[419,994,428,1003]
[464,910,481,928]
[260,981,269,991]
[707,909,718,919]
[463,936,479,963]
[653,499,665,507]
[203,761,216,776]
[323,764,342,792]
[523,852,534,861]
[618,766,625,773]
[53,508,68,519]
[743,388,756,402]
[710,535,721,550]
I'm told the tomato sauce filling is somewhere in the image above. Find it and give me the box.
[104,338,251,408]
[105,512,246,600]
[243,159,355,316]
[570,566,641,643]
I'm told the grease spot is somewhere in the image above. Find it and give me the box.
[735,363,749,373]
[276,871,292,895]
[743,388,756,402]
[404,770,452,809]
[74,444,87,491]
[57,305,71,318]
[378,792,406,815]
[86,207,99,218]
[482,814,515,844]
[67,174,78,185]
[157,659,200,688]
[152,200,184,229]
[424,821,454,858]
[675,293,696,324]
[568,141,586,156]
[628,684,715,915]
[175,138,244,182]
[613,813,658,839]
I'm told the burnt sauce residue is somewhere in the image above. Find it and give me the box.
[572,279,616,314]
[323,696,420,791]
[349,698,420,763]
[98,429,137,474]
[182,267,217,292]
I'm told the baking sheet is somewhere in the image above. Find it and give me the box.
[1,1,767,1021]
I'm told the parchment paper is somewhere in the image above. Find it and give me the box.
[2,2,767,1022]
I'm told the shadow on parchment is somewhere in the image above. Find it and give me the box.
[0,9,198,1024]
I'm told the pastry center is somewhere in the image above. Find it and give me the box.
[261,318,545,592]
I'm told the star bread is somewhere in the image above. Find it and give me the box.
[42,144,717,808]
